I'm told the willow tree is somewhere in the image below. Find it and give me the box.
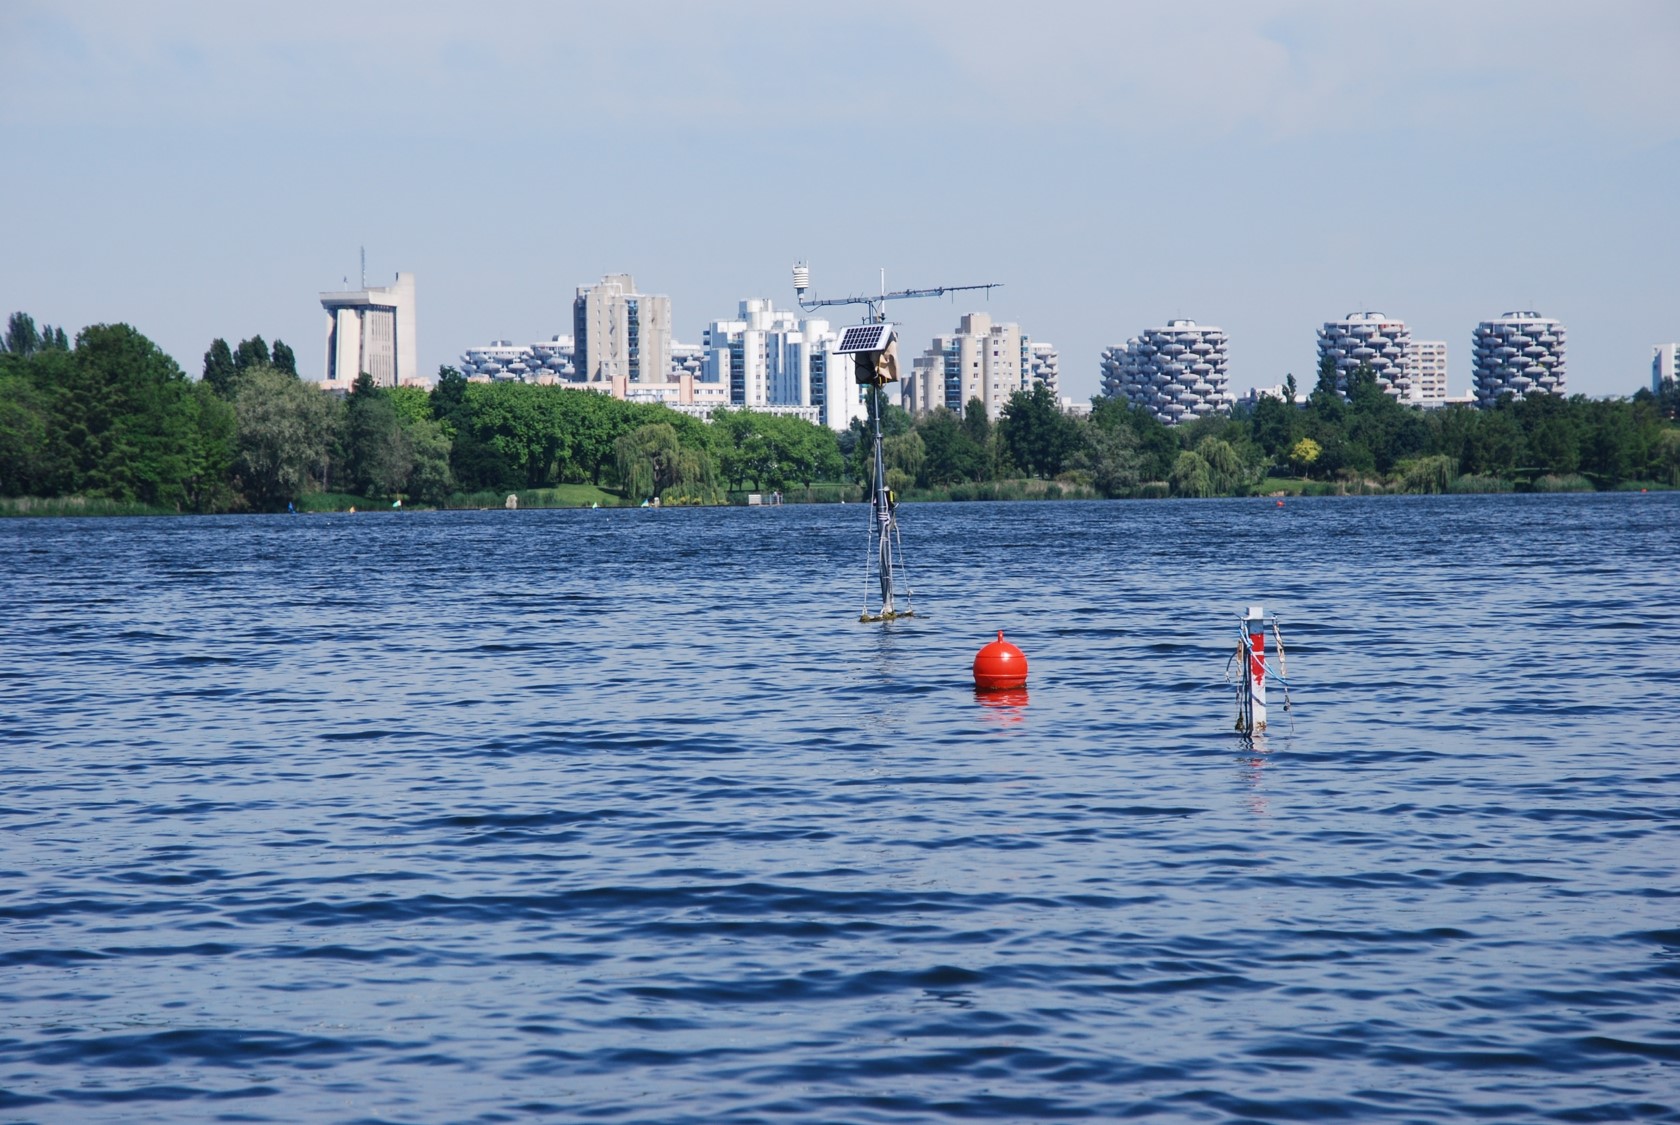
[1193,435,1246,494]
[1169,450,1214,498]
[614,422,720,505]
[233,365,343,509]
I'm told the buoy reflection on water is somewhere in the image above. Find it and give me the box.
[975,686,1029,725]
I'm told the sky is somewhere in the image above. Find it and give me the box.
[2,0,1677,402]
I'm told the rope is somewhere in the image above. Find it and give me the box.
[860,496,875,618]
[890,514,913,611]
[1229,623,1294,724]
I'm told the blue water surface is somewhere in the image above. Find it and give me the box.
[1,493,1677,1123]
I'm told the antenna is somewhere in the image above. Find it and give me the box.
[791,262,1001,324]
[360,247,366,290]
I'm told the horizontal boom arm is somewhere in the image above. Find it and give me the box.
[798,282,1002,318]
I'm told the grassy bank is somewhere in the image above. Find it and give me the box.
[441,484,626,509]
[5,475,1672,519]
[0,495,171,517]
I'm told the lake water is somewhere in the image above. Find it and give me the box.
[2,493,1677,1123]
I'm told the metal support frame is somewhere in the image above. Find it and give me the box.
[794,265,999,623]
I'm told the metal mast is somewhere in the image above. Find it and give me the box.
[795,263,1001,622]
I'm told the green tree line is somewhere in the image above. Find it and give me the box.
[0,313,846,511]
[878,359,1679,497]
[4,311,1676,512]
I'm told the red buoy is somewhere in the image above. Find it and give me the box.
[973,630,1028,691]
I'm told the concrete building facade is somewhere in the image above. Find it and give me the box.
[702,299,862,431]
[1100,318,1231,425]
[1028,342,1061,400]
[1317,312,1412,399]
[320,272,418,388]
[572,274,671,384]
[902,313,1057,420]
[1408,339,1449,402]
[459,335,709,385]
[460,337,577,382]
[1653,343,1679,394]
[1472,311,1567,406]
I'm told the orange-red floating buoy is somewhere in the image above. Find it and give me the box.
[973,630,1028,691]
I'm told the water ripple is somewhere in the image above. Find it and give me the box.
[1,495,1677,1122]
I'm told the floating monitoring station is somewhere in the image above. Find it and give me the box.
[793,263,1000,622]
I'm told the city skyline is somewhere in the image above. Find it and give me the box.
[2,2,1676,402]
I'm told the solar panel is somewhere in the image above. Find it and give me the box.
[836,323,895,354]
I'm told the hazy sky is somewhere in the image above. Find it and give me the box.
[3,0,1676,401]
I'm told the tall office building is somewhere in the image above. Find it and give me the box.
[1408,339,1449,402]
[320,272,418,387]
[902,313,1055,420]
[702,299,861,431]
[1317,312,1412,399]
[1099,318,1230,425]
[1653,343,1679,394]
[572,274,671,384]
[1473,311,1566,406]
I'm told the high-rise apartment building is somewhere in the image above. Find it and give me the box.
[1408,339,1449,402]
[1653,343,1679,394]
[702,299,862,431]
[1099,318,1230,425]
[572,274,671,384]
[320,271,418,387]
[1027,342,1061,400]
[1317,312,1412,399]
[1473,311,1566,406]
[901,313,1055,420]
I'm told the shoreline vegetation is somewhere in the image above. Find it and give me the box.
[3,474,1672,520]
[3,311,1678,518]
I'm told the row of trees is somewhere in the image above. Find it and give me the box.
[2,317,237,509]
[425,370,843,502]
[4,310,1677,512]
[867,359,1680,497]
[0,314,848,511]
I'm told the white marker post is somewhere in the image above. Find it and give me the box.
[1240,604,1268,733]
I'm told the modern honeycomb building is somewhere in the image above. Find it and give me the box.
[1027,341,1060,399]
[459,335,705,386]
[1099,318,1230,425]
[1472,311,1566,406]
[1317,312,1412,399]
[459,337,577,382]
